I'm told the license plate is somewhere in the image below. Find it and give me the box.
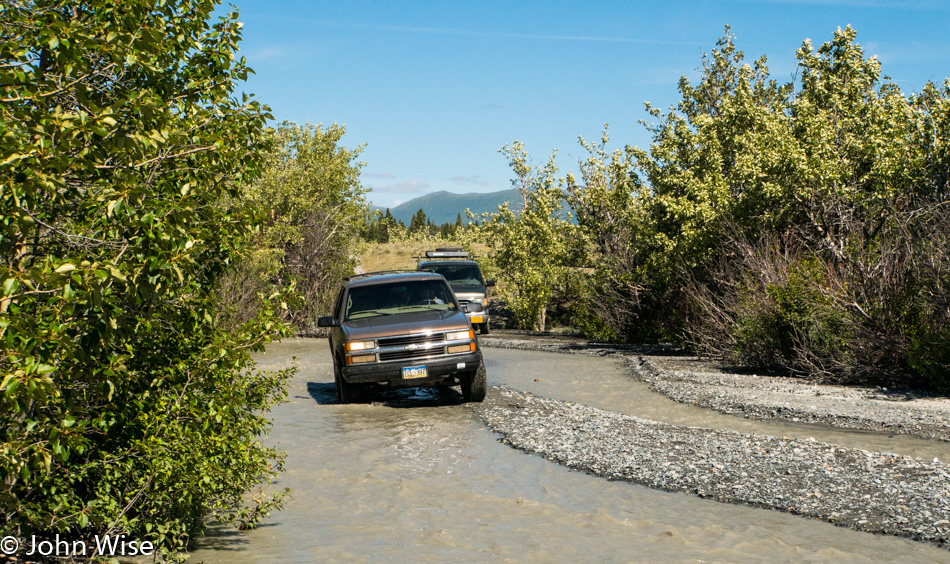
[402,365,428,379]
[470,316,483,323]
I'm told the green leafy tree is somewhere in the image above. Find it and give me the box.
[635,26,950,386]
[232,121,367,331]
[478,142,574,331]
[636,27,798,271]
[554,27,950,386]
[0,0,292,557]
[565,127,667,340]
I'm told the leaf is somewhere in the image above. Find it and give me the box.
[0,153,24,167]
[105,265,127,282]
[0,373,17,391]
[107,198,123,216]
[2,278,18,297]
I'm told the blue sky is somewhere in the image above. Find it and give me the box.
[227,0,950,208]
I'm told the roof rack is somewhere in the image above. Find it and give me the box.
[344,269,433,281]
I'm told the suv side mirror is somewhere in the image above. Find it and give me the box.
[317,316,340,328]
[485,279,496,287]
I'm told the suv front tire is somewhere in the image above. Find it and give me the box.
[335,357,367,404]
[461,363,487,402]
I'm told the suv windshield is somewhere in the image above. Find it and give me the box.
[423,264,484,288]
[345,280,456,320]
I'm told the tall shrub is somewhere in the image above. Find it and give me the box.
[661,27,950,387]
[477,143,575,331]
[0,0,292,556]
[224,121,368,332]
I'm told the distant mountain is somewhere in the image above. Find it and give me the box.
[376,189,525,225]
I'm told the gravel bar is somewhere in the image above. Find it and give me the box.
[476,332,950,548]
[632,357,950,443]
[472,386,950,547]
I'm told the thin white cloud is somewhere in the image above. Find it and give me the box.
[450,175,490,186]
[371,180,429,194]
[304,20,701,46]
[364,172,397,179]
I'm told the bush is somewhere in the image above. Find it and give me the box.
[227,122,368,334]
[685,217,950,390]
[0,1,293,557]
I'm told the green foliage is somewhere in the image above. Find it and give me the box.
[361,208,402,243]
[555,26,950,387]
[227,121,368,331]
[362,208,468,243]
[566,126,677,341]
[247,122,366,249]
[408,208,427,234]
[476,143,575,331]
[0,0,293,557]
[637,27,800,270]
[641,26,950,386]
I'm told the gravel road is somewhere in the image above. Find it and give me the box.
[475,332,950,549]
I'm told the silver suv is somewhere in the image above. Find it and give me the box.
[416,248,494,334]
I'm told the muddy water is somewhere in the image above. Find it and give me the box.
[189,340,949,563]
[489,349,950,461]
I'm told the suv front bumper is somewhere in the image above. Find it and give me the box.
[341,350,482,387]
[465,312,490,326]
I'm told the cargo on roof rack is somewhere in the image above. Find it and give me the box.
[426,249,469,258]
[412,247,473,259]
[344,269,425,281]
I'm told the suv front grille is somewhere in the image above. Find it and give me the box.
[378,333,445,362]
[379,349,435,362]
[378,333,444,348]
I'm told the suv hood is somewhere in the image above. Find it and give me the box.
[343,309,471,339]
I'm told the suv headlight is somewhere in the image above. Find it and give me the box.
[446,329,474,342]
[345,340,376,352]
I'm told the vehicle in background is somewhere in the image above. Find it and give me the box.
[415,247,494,334]
[317,271,487,404]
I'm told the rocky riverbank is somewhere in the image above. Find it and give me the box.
[475,331,950,548]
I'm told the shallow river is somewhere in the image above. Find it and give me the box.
[190,340,950,563]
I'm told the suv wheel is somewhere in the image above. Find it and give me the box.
[335,357,366,404]
[479,322,490,335]
[461,362,487,402]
